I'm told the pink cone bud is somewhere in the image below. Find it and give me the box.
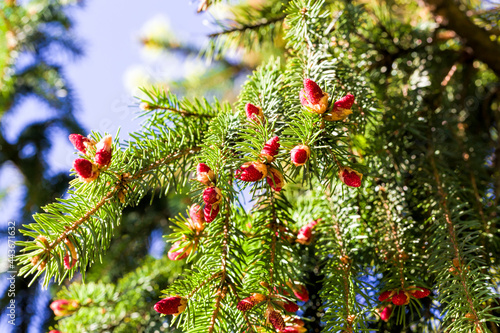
[189,204,205,232]
[284,300,299,313]
[69,134,91,153]
[290,145,310,166]
[266,167,284,192]
[380,306,392,321]
[236,293,266,312]
[64,255,75,269]
[235,161,268,182]
[303,79,324,104]
[292,284,309,302]
[63,238,77,269]
[409,286,430,299]
[204,204,220,223]
[154,296,188,315]
[324,94,355,121]
[268,310,286,331]
[334,94,355,110]
[260,136,280,162]
[378,290,394,302]
[168,241,191,261]
[197,163,215,186]
[300,79,330,114]
[73,158,99,182]
[94,135,112,167]
[245,103,264,121]
[339,167,363,188]
[391,291,409,306]
[50,299,80,317]
[296,221,317,245]
[94,150,112,167]
[49,331,62,333]
[203,187,223,205]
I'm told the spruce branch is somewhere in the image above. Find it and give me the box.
[208,198,231,333]
[326,190,356,331]
[188,271,223,298]
[142,103,214,118]
[17,144,201,285]
[208,14,286,38]
[428,151,482,327]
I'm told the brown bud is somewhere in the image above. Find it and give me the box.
[452,258,460,268]
[260,281,269,289]
[31,255,40,266]
[36,236,50,248]
[37,259,47,271]
[347,314,356,324]
[399,252,409,261]
[340,255,351,265]
[117,189,126,203]
[139,102,153,111]
[464,313,476,320]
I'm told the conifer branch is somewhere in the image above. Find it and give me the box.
[428,151,482,329]
[325,188,354,330]
[208,15,286,38]
[333,217,353,329]
[227,282,255,332]
[129,146,202,181]
[144,104,214,118]
[47,189,116,252]
[188,271,223,298]
[448,124,490,236]
[48,146,201,252]
[269,192,278,287]
[208,198,231,333]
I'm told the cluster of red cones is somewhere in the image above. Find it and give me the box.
[241,78,362,189]
[70,134,113,183]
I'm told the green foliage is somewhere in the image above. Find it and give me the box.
[53,256,184,332]
[13,0,500,332]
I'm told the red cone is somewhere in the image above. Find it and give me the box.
[69,134,91,153]
[339,167,362,187]
[204,204,220,223]
[235,161,268,182]
[154,296,187,315]
[245,103,264,121]
[203,187,222,205]
[260,136,280,162]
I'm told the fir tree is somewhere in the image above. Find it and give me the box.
[12,0,500,332]
[1,1,84,331]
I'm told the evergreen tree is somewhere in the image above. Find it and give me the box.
[13,0,500,332]
[1,1,84,331]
